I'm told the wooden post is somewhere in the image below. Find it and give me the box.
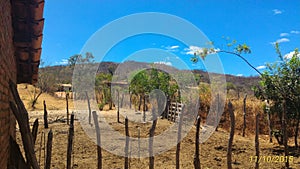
[85,91,92,124]
[92,111,102,169]
[193,116,201,169]
[9,80,40,169]
[67,113,75,169]
[32,118,39,145]
[227,101,235,169]
[117,90,120,123]
[216,93,220,131]
[124,117,129,169]
[38,132,44,166]
[45,130,53,169]
[66,93,69,125]
[176,106,184,169]
[149,119,157,169]
[43,100,48,129]
[255,114,260,169]
[138,127,140,159]
[44,132,46,167]
[242,94,247,137]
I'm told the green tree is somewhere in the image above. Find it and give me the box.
[95,73,113,109]
[254,46,300,151]
[192,39,299,169]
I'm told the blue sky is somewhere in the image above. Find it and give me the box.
[41,0,300,76]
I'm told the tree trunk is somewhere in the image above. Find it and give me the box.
[294,111,300,148]
[266,100,273,143]
[31,91,42,108]
[45,130,53,169]
[227,101,235,169]
[242,94,247,137]
[143,95,146,122]
[282,99,289,169]
[43,100,48,129]
[255,113,260,169]
[92,111,102,169]
[129,93,132,109]
[193,116,201,169]
[121,93,124,108]
[124,117,129,169]
[138,95,142,111]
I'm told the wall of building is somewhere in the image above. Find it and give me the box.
[0,0,17,168]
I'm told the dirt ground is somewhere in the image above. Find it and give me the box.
[16,85,300,169]
[15,109,299,169]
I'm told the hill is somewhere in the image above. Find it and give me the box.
[40,61,260,95]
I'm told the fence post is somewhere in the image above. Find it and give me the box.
[9,80,40,169]
[44,100,48,129]
[45,130,53,169]
[227,101,235,169]
[216,94,220,131]
[193,115,201,169]
[85,91,92,124]
[255,113,260,169]
[117,90,120,123]
[242,94,247,137]
[92,111,102,169]
[124,117,129,169]
[67,113,74,169]
[176,105,184,169]
[66,93,69,125]
[149,118,157,169]
[32,118,39,145]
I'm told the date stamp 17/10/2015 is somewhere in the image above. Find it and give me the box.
[249,156,294,163]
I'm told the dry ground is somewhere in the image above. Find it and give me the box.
[16,84,300,169]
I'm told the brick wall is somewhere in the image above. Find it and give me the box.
[0,0,17,168]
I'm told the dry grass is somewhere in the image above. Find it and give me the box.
[17,84,74,111]
[15,84,300,169]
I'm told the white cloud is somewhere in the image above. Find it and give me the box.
[271,38,290,44]
[273,9,283,15]
[280,33,289,37]
[154,61,172,66]
[284,51,300,59]
[277,38,290,43]
[236,74,243,77]
[256,65,266,70]
[56,59,68,65]
[291,30,300,34]
[184,46,220,56]
[164,45,179,52]
[170,45,179,49]
[185,46,203,55]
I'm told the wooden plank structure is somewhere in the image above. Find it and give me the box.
[167,102,184,122]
